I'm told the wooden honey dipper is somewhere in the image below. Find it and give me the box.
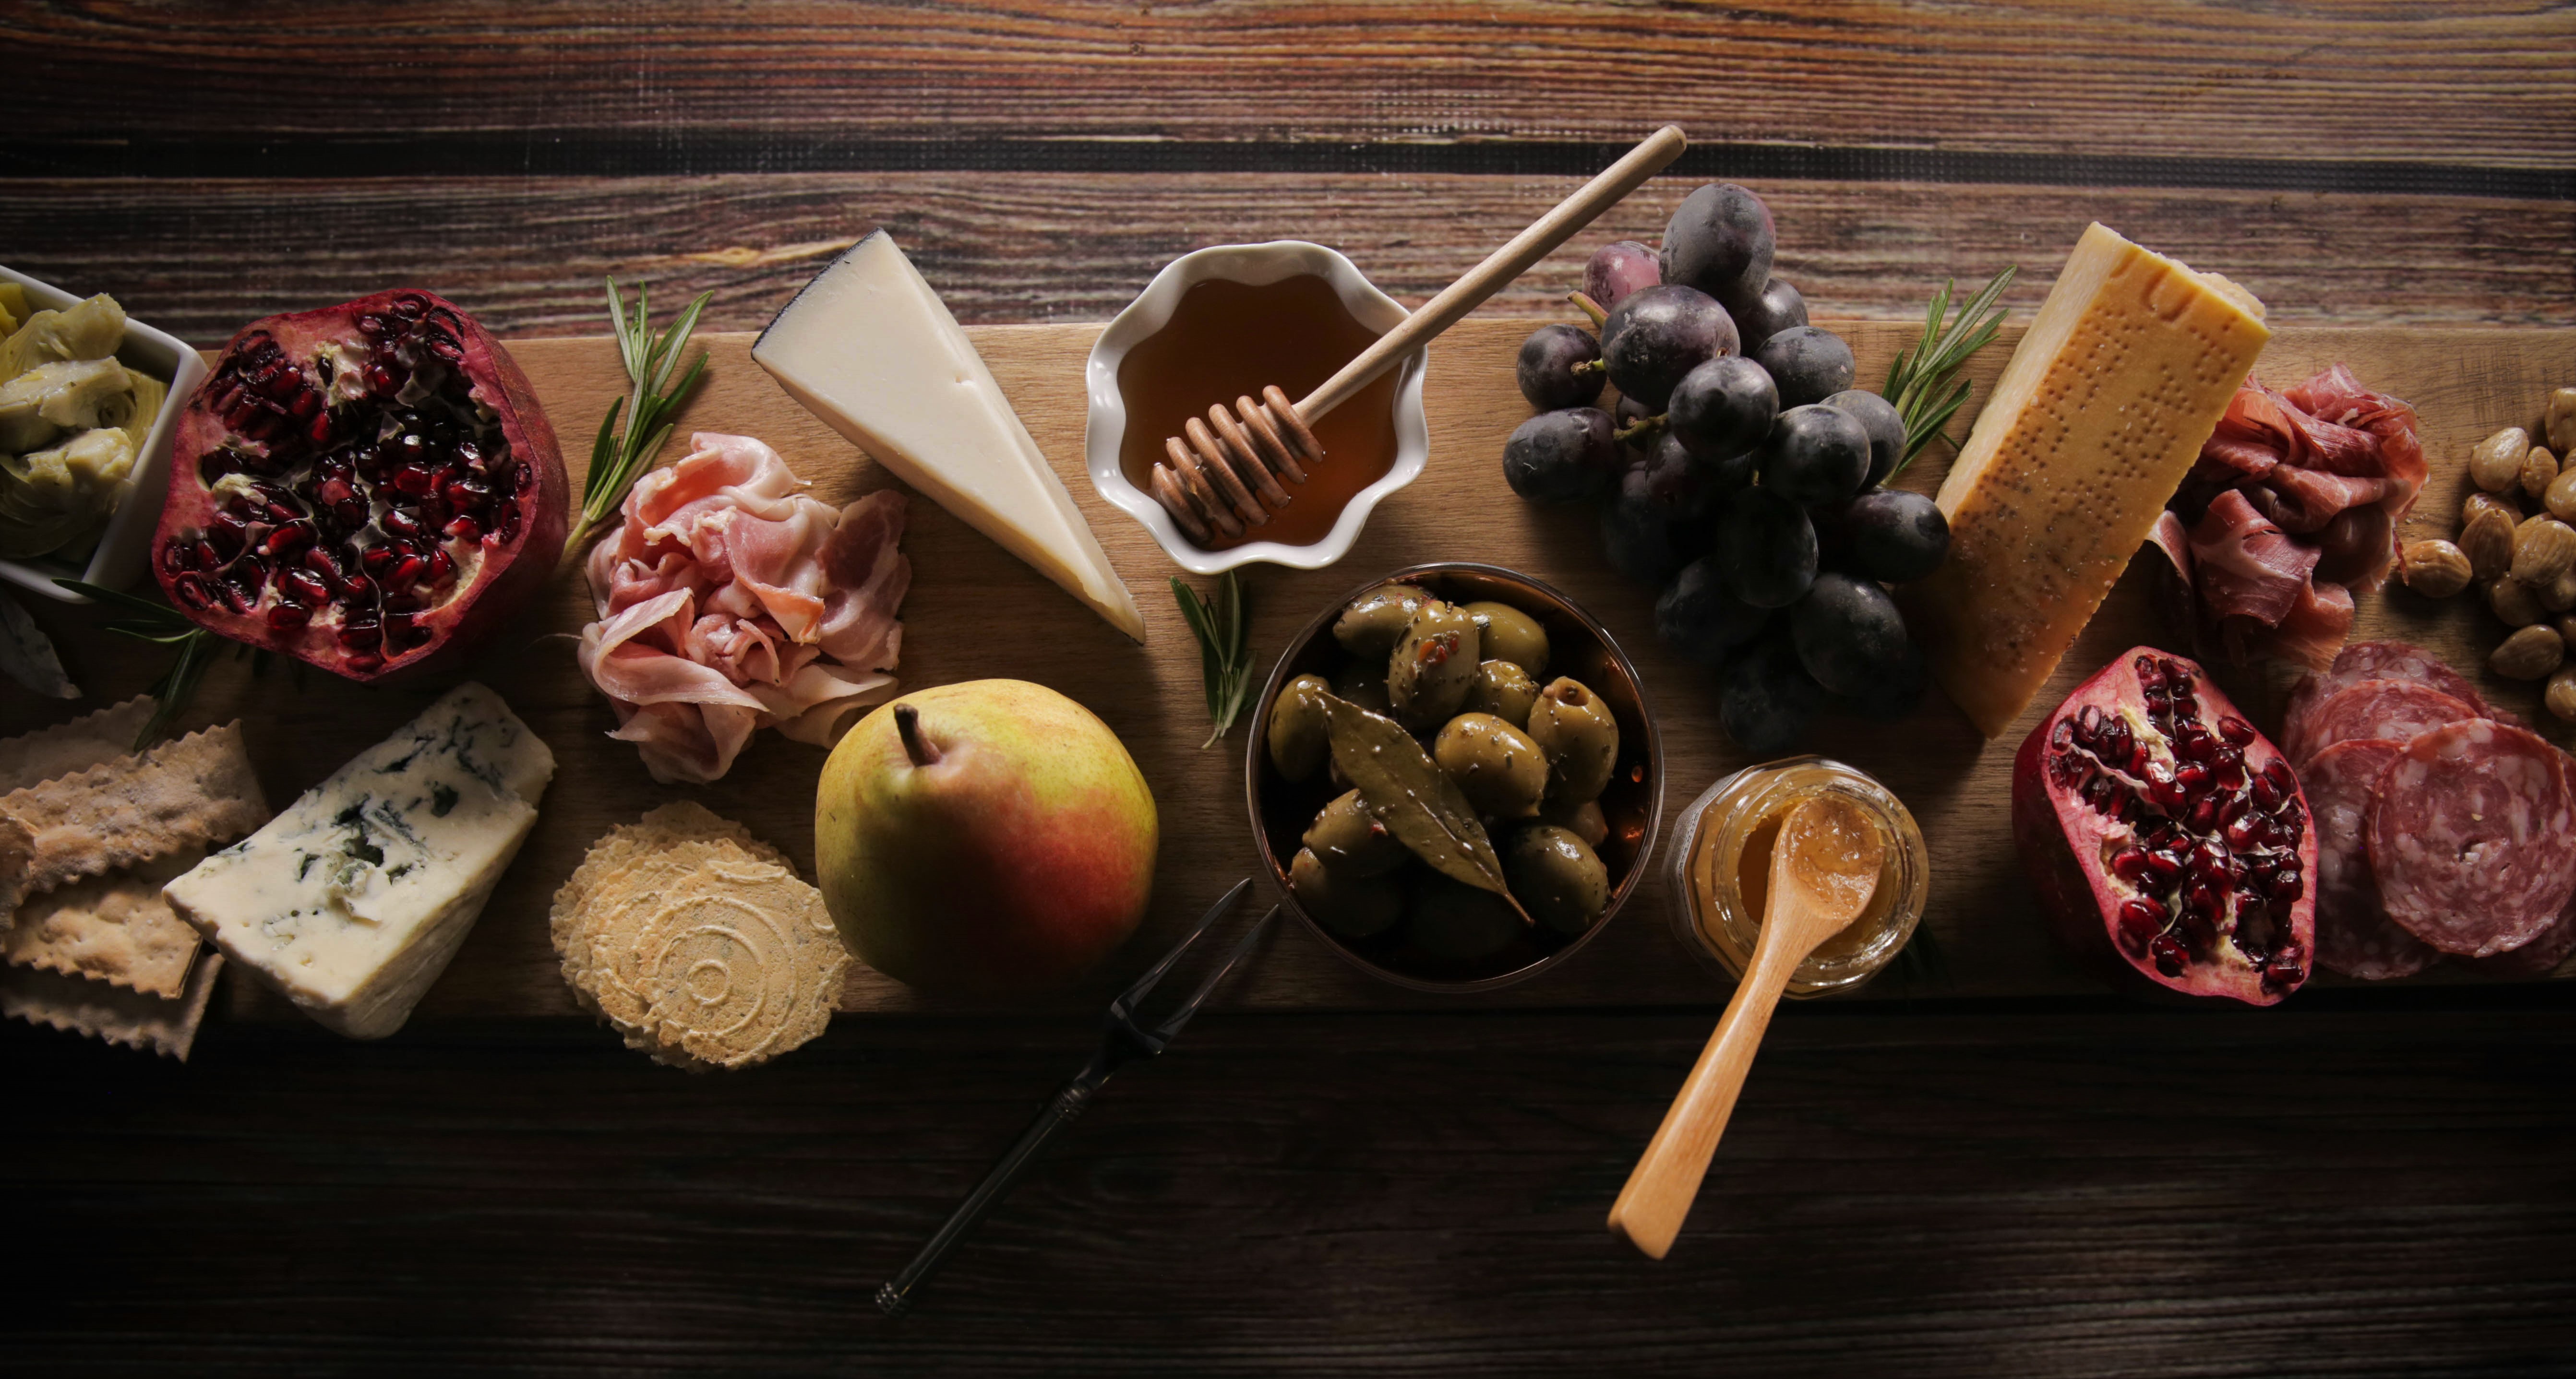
[1148,124,1689,547]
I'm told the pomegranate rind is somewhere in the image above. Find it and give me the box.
[2010,646,2318,1006]
[152,289,566,684]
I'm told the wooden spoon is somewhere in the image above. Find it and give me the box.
[1606,792,1887,1259]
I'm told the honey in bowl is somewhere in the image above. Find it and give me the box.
[1114,274,1401,551]
[1667,756,1928,997]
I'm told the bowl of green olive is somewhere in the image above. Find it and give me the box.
[1247,562,1664,991]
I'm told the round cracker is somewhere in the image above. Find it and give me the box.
[633,870,844,1070]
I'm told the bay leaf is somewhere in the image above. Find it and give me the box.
[1321,693,1529,923]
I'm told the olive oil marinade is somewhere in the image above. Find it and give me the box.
[1116,275,1402,551]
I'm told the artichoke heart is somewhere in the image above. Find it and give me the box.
[0,357,133,453]
[0,428,135,559]
[0,283,25,337]
[0,294,126,381]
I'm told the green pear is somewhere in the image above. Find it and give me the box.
[817,680,1157,999]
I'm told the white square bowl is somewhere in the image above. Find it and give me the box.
[1083,241,1430,575]
[0,264,210,605]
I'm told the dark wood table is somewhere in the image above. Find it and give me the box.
[6,5,2574,1373]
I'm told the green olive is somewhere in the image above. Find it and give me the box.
[1407,872,1521,961]
[1462,601,1550,678]
[1528,676,1619,803]
[1431,712,1546,819]
[1329,658,1394,717]
[1303,789,1408,875]
[1539,796,1610,849]
[1505,825,1609,936]
[1289,848,1404,939]
[1265,674,1331,782]
[1332,582,1432,659]
[1462,659,1540,728]
[1388,600,1481,732]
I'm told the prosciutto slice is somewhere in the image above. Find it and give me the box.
[2160,366,2424,668]
[578,433,910,784]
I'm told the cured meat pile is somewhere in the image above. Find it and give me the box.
[2151,366,2428,669]
[2284,641,2576,979]
[578,433,911,785]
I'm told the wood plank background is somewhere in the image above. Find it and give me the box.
[2,2,2572,1373]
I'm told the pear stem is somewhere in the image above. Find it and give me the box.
[893,703,940,767]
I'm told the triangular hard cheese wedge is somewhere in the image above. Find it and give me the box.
[754,232,1147,642]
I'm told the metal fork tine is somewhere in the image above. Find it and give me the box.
[1150,904,1278,1042]
[1114,877,1251,1016]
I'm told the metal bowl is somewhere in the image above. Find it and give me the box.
[1244,562,1665,992]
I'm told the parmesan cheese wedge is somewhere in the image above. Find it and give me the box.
[1903,224,2268,737]
[753,231,1147,642]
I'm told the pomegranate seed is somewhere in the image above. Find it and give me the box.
[264,523,313,557]
[2111,847,2152,883]
[344,652,384,675]
[426,549,455,584]
[2186,796,2218,831]
[2115,899,2165,955]
[336,618,381,646]
[331,498,366,528]
[2148,935,2188,976]
[2051,719,2076,751]
[2143,688,2169,717]
[219,580,257,616]
[2099,718,2132,763]
[266,602,312,631]
[391,464,435,496]
[280,569,331,605]
[390,555,428,587]
[316,478,354,508]
[357,313,385,337]
[2175,763,2212,799]
[2143,851,2184,887]
[360,547,394,574]
[443,515,483,543]
[171,574,214,610]
[2217,715,2256,745]
[499,506,523,542]
[2252,771,2285,811]
[2263,954,2305,990]
[2224,814,2261,849]
[2133,655,2162,687]
[341,573,378,603]
[385,509,424,541]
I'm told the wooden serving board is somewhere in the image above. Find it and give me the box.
[12,319,2576,1022]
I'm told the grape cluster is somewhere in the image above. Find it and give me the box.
[1498,182,1953,754]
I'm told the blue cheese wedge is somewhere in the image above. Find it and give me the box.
[165,682,553,1038]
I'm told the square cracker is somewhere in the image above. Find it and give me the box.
[2,850,206,997]
[0,697,153,795]
[0,950,223,1061]
[0,721,269,918]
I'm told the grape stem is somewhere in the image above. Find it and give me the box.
[1566,291,1608,330]
[1613,413,1667,447]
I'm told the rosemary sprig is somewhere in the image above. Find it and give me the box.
[1171,572,1254,749]
[54,579,250,750]
[1880,264,2018,477]
[568,277,713,551]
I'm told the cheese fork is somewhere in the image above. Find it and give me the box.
[875,879,1276,1317]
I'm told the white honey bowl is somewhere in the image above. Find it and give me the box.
[1083,241,1430,576]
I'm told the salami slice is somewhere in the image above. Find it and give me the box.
[2282,642,2490,744]
[2367,719,2576,957]
[2469,895,2576,977]
[2280,678,2480,768]
[2301,738,2440,980]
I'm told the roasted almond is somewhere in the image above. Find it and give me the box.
[2548,387,2576,456]
[2400,538,2474,598]
[2527,446,2564,505]
[2550,665,2576,722]
[2546,568,2576,614]
[2491,576,2544,628]
[2546,467,2576,523]
[2513,514,2576,585]
[2462,504,2517,581]
[2465,490,2520,530]
[2494,623,2566,680]
[2472,426,2532,494]
[2559,614,2576,650]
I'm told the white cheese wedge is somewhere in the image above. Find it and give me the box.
[164,682,554,1039]
[753,230,1147,642]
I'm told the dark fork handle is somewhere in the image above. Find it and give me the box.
[875,1066,1108,1318]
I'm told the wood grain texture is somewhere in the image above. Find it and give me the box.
[4,1002,2571,1375]
[10,317,2573,1027]
[3,175,2569,345]
[9,1,2573,166]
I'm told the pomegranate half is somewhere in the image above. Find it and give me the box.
[2011,648,2316,1005]
[153,289,566,682]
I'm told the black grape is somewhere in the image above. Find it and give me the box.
[1582,240,1661,313]
[1717,631,1819,754]
[1729,277,1808,355]
[1753,326,1856,409]
[1659,183,1776,305]
[1601,284,1738,410]
[1516,324,1605,410]
[1828,488,1951,583]
[1758,404,1871,508]
[1501,407,1616,502]
[1599,463,1712,586]
[1789,572,1915,698]
[1667,355,1778,463]
[1655,555,1771,666]
[1713,487,1818,609]
[1822,388,1906,489]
